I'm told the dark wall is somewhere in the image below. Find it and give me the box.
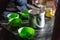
[0,0,9,19]
[52,0,60,40]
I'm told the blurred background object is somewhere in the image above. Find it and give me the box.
[0,0,56,40]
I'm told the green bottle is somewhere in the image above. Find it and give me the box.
[18,27,35,39]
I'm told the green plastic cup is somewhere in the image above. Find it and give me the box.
[21,10,28,18]
[18,27,35,39]
[7,12,22,27]
[7,12,19,20]
[9,18,22,27]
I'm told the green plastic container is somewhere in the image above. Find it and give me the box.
[18,27,35,39]
[21,10,28,18]
[9,18,22,27]
[7,12,19,20]
[7,12,22,27]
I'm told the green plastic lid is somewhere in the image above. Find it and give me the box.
[18,27,35,39]
[7,12,19,20]
[9,18,22,27]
